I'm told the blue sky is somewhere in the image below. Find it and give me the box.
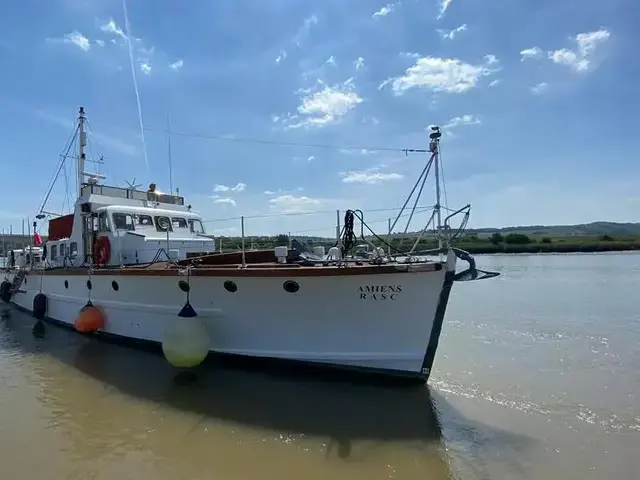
[0,0,638,238]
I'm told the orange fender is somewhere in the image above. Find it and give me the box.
[75,304,106,333]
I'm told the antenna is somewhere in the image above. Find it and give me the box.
[126,178,142,190]
[166,110,174,195]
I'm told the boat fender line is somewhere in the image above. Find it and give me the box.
[94,236,111,265]
[33,293,47,320]
[74,302,106,333]
[0,281,11,303]
[177,268,198,319]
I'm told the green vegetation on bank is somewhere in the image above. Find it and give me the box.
[214,231,640,255]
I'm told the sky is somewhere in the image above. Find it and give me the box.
[0,0,638,238]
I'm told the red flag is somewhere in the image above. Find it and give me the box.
[34,233,42,246]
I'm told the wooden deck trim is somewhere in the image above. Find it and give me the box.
[36,262,442,277]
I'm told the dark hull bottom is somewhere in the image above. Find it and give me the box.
[5,302,429,388]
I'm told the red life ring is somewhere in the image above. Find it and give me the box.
[94,236,111,265]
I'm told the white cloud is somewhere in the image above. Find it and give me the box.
[293,14,318,47]
[339,148,377,156]
[437,0,454,20]
[530,82,549,94]
[269,194,322,214]
[325,55,336,66]
[341,167,404,184]
[373,3,397,17]
[439,24,467,40]
[354,57,365,70]
[62,31,91,51]
[520,46,542,61]
[386,55,499,95]
[95,39,105,47]
[275,50,287,64]
[443,114,481,129]
[307,156,315,162]
[169,59,183,70]
[548,28,610,72]
[284,79,363,129]
[488,79,501,87]
[213,183,246,193]
[140,62,152,75]
[213,197,237,207]
[100,19,126,40]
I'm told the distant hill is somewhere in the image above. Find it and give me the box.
[464,222,640,237]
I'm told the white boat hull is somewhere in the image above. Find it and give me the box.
[2,263,454,381]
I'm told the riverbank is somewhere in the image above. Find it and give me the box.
[217,235,640,256]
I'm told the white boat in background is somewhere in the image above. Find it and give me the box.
[0,107,499,383]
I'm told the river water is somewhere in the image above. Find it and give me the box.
[1,253,639,479]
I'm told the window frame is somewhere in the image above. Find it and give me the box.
[155,216,173,232]
[112,212,136,231]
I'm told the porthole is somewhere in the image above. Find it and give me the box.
[283,280,299,294]
[178,280,190,293]
[86,280,92,290]
[64,280,69,289]
[111,281,119,292]
[223,280,237,293]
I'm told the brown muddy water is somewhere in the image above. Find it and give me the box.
[1,253,639,479]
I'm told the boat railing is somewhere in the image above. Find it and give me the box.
[81,184,185,206]
[201,205,472,265]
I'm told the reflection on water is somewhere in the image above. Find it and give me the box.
[0,306,534,480]
[1,253,639,479]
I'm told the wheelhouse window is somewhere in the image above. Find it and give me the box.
[60,243,67,257]
[155,216,173,232]
[70,242,78,257]
[135,214,154,227]
[189,219,205,234]
[112,212,135,231]
[172,217,188,229]
[98,211,111,232]
[50,245,58,260]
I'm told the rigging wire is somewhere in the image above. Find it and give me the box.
[201,205,437,224]
[142,127,429,155]
[36,125,79,218]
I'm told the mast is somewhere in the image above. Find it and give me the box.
[167,110,174,195]
[429,126,443,249]
[77,107,87,198]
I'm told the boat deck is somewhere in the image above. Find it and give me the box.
[31,250,444,277]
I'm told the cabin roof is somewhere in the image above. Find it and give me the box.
[80,183,184,206]
[97,205,204,219]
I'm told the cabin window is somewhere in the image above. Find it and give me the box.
[51,245,58,260]
[136,214,154,227]
[70,242,78,257]
[98,212,111,232]
[113,213,135,231]
[189,219,205,234]
[60,243,67,257]
[155,216,173,232]
[172,217,187,229]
